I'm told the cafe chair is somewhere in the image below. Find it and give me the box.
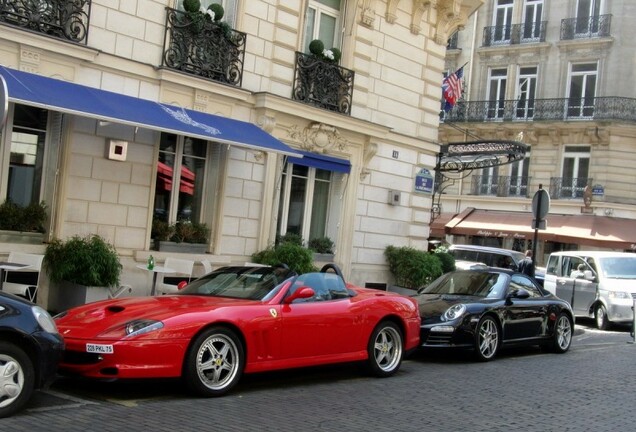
[2,252,45,302]
[109,284,132,299]
[156,257,194,295]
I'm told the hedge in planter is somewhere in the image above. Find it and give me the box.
[384,245,443,290]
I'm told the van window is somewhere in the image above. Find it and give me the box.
[546,255,560,275]
[452,249,480,262]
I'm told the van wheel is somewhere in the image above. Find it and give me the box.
[595,304,610,330]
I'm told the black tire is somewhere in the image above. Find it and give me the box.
[183,327,244,397]
[595,304,611,330]
[0,342,35,418]
[550,313,573,353]
[366,321,403,377]
[474,316,500,362]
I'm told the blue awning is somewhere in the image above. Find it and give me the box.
[0,66,301,157]
[287,150,351,174]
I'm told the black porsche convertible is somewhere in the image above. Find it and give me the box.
[414,268,573,361]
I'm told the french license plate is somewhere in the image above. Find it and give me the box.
[86,343,114,354]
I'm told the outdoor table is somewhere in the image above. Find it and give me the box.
[0,261,31,292]
[136,264,175,296]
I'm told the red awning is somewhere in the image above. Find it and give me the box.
[441,207,636,250]
[156,161,194,195]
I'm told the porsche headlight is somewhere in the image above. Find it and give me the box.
[124,320,164,337]
[442,304,466,321]
[32,306,59,334]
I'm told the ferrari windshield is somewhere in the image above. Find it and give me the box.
[418,271,507,298]
[179,266,295,300]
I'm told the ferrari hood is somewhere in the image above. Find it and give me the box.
[55,295,257,338]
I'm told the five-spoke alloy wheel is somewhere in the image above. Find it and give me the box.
[367,321,403,377]
[474,316,500,362]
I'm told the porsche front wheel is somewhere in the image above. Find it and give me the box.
[474,316,500,362]
[0,342,35,418]
[184,327,244,397]
[366,321,403,377]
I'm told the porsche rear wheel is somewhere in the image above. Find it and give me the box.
[366,321,403,377]
[474,316,500,362]
[550,313,573,353]
[184,327,244,397]
[0,342,35,419]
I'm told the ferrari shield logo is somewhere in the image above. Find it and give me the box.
[269,308,278,318]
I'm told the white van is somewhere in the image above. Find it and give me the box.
[544,251,636,329]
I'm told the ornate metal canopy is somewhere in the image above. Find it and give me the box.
[431,139,529,223]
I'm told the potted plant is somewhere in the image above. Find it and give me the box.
[384,245,443,295]
[153,219,210,253]
[44,234,122,312]
[252,241,317,275]
[308,236,335,262]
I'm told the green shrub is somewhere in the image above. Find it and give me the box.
[208,3,224,20]
[384,245,443,290]
[330,47,342,63]
[309,39,324,56]
[183,0,201,13]
[171,221,210,244]
[252,242,317,274]
[276,232,303,246]
[44,235,122,287]
[0,200,47,233]
[434,251,456,273]
[308,237,334,254]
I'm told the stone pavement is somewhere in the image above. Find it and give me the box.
[3,324,636,432]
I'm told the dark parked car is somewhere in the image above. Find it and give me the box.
[413,268,573,361]
[0,292,64,418]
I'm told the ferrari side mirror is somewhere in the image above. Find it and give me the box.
[284,287,315,304]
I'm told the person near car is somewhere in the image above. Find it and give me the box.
[517,250,535,278]
[570,264,587,279]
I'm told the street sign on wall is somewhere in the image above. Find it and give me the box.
[414,168,434,194]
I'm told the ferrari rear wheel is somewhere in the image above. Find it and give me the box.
[0,342,35,418]
[474,316,500,362]
[366,321,403,377]
[184,327,244,397]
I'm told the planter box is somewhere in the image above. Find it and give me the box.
[0,230,45,245]
[49,281,110,313]
[387,285,419,296]
[154,241,207,254]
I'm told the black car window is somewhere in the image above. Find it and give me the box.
[420,271,507,298]
[510,275,542,298]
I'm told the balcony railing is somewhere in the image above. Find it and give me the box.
[162,7,246,86]
[0,0,91,44]
[561,15,611,40]
[471,175,531,197]
[292,52,355,115]
[443,97,636,123]
[482,21,547,47]
[550,177,593,199]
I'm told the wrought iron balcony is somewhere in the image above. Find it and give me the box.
[443,97,636,123]
[550,177,593,199]
[292,52,355,115]
[482,21,547,47]
[162,7,246,86]
[0,0,91,44]
[471,175,531,197]
[561,15,611,40]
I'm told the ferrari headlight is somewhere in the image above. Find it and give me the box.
[32,306,59,334]
[442,304,466,321]
[124,320,164,337]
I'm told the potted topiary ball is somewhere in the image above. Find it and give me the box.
[208,3,224,21]
[183,0,201,13]
[309,39,325,56]
[330,47,342,63]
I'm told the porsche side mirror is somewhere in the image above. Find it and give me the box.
[285,287,315,304]
[508,288,530,300]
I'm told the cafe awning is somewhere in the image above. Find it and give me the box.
[286,149,351,174]
[0,66,301,157]
[441,208,636,250]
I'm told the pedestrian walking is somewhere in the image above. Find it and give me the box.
[517,250,535,278]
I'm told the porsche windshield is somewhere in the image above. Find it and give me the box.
[178,266,294,300]
[419,271,507,298]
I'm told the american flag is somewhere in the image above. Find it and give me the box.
[442,67,464,112]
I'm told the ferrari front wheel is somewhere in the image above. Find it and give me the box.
[184,327,244,397]
[366,321,403,377]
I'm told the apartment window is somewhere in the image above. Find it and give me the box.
[561,146,590,198]
[277,163,344,244]
[154,134,209,224]
[509,153,530,197]
[576,0,602,35]
[516,66,537,119]
[2,105,48,207]
[303,0,341,53]
[478,167,498,195]
[522,0,543,40]
[176,0,238,26]
[487,68,507,119]
[492,0,513,44]
[567,63,597,118]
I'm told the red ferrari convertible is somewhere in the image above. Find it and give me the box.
[55,264,420,396]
